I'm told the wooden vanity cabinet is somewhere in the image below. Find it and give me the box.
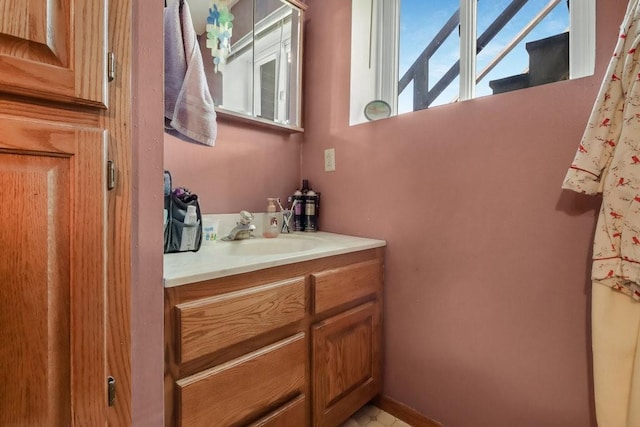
[311,260,383,427]
[164,248,384,427]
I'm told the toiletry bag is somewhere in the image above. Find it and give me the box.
[164,170,203,253]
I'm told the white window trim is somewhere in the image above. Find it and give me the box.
[459,0,477,101]
[569,0,596,79]
[350,0,375,125]
[376,0,400,115]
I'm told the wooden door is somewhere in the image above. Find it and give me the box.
[0,0,107,107]
[0,0,134,425]
[0,116,107,426]
[312,302,382,427]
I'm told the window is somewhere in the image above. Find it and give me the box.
[350,0,595,125]
[257,58,277,120]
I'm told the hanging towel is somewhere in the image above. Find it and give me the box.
[164,0,217,146]
[562,0,640,301]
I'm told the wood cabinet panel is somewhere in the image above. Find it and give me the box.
[0,117,106,426]
[248,395,306,427]
[165,248,385,427]
[176,277,305,364]
[177,333,306,427]
[312,260,382,314]
[0,0,107,107]
[0,153,71,426]
[312,302,381,427]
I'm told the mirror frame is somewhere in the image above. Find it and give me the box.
[213,0,308,133]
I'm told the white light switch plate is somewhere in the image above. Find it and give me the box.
[324,148,336,172]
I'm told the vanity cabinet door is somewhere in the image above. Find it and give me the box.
[0,0,107,107]
[312,302,382,427]
[0,116,107,425]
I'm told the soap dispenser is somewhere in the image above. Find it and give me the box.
[263,198,281,238]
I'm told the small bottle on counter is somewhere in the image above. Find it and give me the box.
[292,190,305,231]
[179,205,199,251]
[304,190,318,232]
[263,198,281,238]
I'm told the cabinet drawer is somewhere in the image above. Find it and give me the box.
[177,333,306,427]
[248,395,306,427]
[312,260,381,314]
[175,277,305,364]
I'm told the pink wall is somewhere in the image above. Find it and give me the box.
[132,1,165,425]
[300,1,627,426]
[136,4,303,425]
[164,124,302,213]
[155,1,628,426]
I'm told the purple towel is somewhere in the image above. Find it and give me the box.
[164,0,217,146]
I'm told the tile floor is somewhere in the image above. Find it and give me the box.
[341,404,412,427]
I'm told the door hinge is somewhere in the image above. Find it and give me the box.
[107,376,116,407]
[107,160,116,191]
[107,52,116,82]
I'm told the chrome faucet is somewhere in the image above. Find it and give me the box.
[222,210,256,240]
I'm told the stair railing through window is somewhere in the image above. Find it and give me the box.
[350,0,594,125]
[398,0,568,111]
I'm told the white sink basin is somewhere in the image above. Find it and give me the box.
[223,235,322,256]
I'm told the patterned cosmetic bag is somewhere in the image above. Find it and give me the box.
[164,170,203,253]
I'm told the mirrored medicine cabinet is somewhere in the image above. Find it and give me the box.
[185,0,307,132]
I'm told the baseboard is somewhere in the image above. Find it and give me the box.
[372,395,444,427]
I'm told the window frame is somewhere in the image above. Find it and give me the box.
[350,0,596,125]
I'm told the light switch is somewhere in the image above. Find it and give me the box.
[324,148,336,172]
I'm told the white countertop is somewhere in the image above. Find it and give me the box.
[164,231,386,287]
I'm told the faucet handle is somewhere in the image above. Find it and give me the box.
[239,210,254,225]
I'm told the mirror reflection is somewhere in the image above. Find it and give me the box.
[190,0,305,130]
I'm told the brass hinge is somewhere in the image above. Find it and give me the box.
[107,376,116,407]
[107,52,116,82]
[107,160,116,191]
